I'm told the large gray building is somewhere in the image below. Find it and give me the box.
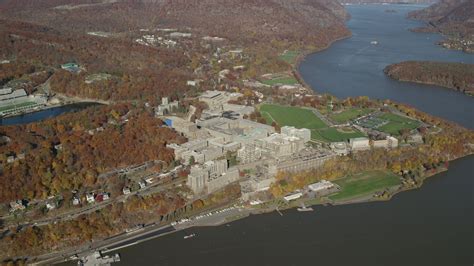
[187,159,240,194]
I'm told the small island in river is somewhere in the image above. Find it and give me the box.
[384,61,474,96]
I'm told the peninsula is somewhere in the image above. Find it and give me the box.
[384,61,474,95]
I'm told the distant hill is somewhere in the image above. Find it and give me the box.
[409,0,474,35]
[0,0,350,48]
[408,0,473,52]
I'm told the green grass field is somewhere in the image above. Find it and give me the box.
[329,170,401,201]
[261,77,299,86]
[279,50,299,64]
[260,104,327,129]
[260,104,366,142]
[0,101,37,112]
[377,113,420,135]
[330,108,374,124]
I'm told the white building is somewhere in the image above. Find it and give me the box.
[122,187,131,195]
[237,143,263,164]
[308,180,335,193]
[330,142,349,156]
[46,202,56,210]
[373,136,399,149]
[350,137,370,151]
[283,192,303,202]
[387,136,399,148]
[72,196,81,206]
[281,126,311,143]
[255,133,306,158]
[86,193,95,204]
[155,97,179,116]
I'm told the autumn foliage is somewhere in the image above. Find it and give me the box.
[0,104,186,203]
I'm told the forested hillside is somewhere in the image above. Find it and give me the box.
[384,61,474,95]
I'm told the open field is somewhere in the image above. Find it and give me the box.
[260,104,366,142]
[279,50,299,64]
[356,112,420,135]
[377,113,420,135]
[0,101,37,112]
[260,104,327,130]
[330,108,374,124]
[261,77,299,86]
[329,170,401,201]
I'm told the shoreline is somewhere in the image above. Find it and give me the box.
[1,96,108,122]
[293,33,353,94]
[384,76,474,97]
[37,156,467,265]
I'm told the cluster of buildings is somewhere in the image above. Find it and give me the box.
[237,126,310,163]
[162,91,339,201]
[135,34,177,48]
[162,90,342,200]
[330,136,399,155]
[0,87,47,117]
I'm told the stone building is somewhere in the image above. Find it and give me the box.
[187,159,240,194]
[156,97,179,116]
[281,126,311,143]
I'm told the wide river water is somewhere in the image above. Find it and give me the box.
[115,4,473,266]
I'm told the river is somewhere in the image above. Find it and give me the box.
[0,103,99,126]
[299,4,474,128]
[83,4,474,266]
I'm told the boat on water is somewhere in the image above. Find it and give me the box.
[184,233,196,239]
[371,40,379,45]
[297,203,314,212]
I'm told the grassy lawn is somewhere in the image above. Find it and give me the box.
[330,108,374,124]
[261,77,299,86]
[0,102,37,112]
[260,104,327,130]
[329,170,401,201]
[377,113,420,135]
[260,104,367,142]
[279,50,300,64]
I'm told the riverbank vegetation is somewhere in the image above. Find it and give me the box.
[384,61,474,96]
